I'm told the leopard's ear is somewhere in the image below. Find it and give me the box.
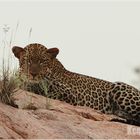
[47,48,59,58]
[12,46,24,59]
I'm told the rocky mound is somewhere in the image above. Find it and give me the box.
[0,89,139,139]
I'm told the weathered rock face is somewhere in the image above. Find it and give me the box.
[0,89,139,139]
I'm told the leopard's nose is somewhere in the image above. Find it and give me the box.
[30,72,38,78]
[30,65,39,78]
[30,69,38,78]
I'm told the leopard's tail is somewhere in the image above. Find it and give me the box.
[111,100,140,126]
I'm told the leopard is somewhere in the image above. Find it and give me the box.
[12,43,140,125]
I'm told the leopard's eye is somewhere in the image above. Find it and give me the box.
[40,62,43,65]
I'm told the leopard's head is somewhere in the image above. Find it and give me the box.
[12,43,60,82]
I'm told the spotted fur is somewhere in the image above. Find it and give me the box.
[12,43,140,124]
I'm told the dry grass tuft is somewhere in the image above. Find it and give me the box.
[0,68,18,107]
